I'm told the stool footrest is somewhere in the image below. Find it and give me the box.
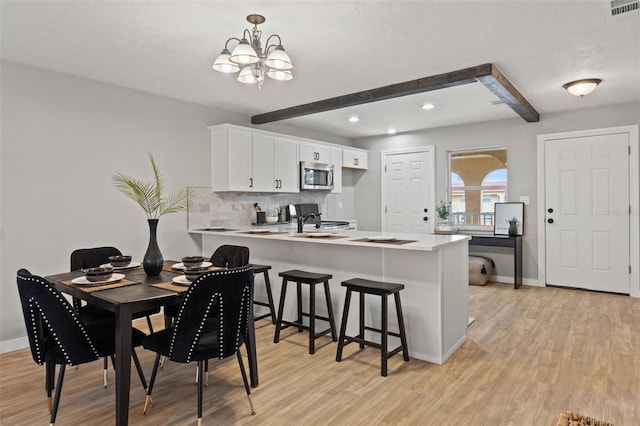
[253,300,271,308]
[339,336,405,360]
[253,312,272,321]
[363,325,402,339]
[279,321,333,339]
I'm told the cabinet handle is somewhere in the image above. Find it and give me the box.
[354,158,359,166]
[547,218,554,224]
[274,180,278,189]
[249,178,253,188]
[277,179,282,188]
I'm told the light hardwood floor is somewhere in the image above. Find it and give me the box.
[1,282,638,425]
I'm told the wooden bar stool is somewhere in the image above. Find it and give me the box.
[251,264,276,324]
[335,278,410,376]
[274,269,338,354]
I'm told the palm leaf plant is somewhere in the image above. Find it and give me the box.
[112,153,193,276]
[112,153,193,219]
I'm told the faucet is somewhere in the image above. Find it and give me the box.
[297,213,317,233]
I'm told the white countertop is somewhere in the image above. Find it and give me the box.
[189,226,470,252]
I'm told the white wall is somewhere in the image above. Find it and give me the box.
[352,102,640,283]
[0,60,353,349]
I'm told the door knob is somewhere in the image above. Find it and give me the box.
[423,217,429,221]
[548,208,554,213]
[423,208,428,213]
[547,218,554,224]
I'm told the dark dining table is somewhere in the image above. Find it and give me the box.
[46,261,259,426]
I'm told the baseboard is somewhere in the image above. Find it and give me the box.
[0,336,29,354]
[490,275,541,287]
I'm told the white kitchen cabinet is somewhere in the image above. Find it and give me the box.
[210,125,299,192]
[211,125,253,191]
[253,133,299,192]
[300,140,331,164]
[330,146,342,194]
[343,148,368,170]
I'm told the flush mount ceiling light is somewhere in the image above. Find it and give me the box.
[421,103,435,110]
[387,128,397,135]
[348,116,360,123]
[562,79,602,97]
[212,14,293,88]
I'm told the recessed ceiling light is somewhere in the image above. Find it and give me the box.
[421,103,435,110]
[387,128,397,134]
[348,116,360,122]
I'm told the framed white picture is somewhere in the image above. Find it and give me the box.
[494,202,524,236]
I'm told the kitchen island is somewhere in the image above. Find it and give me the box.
[189,226,470,364]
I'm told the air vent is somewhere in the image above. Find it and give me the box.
[611,0,639,16]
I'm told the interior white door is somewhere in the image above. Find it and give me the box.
[544,133,630,293]
[384,149,434,233]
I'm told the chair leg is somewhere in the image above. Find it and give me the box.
[143,353,161,414]
[262,271,276,324]
[273,278,289,343]
[236,349,256,415]
[49,364,66,426]
[45,362,55,413]
[381,294,389,377]
[309,282,316,354]
[335,289,352,362]
[145,315,155,334]
[132,349,148,391]
[197,360,204,426]
[359,292,366,349]
[394,292,410,361]
[296,281,303,332]
[205,359,209,387]
[103,356,108,388]
[323,280,338,341]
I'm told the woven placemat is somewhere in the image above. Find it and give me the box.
[163,265,225,273]
[557,411,614,426]
[350,238,417,245]
[151,282,189,293]
[61,278,140,293]
[289,234,349,240]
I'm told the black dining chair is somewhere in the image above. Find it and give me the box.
[142,266,256,423]
[162,245,252,383]
[70,246,160,386]
[16,269,148,424]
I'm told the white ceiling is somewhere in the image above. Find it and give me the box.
[1,1,638,139]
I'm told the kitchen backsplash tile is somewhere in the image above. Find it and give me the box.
[187,187,328,229]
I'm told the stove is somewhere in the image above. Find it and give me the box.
[288,204,352,230]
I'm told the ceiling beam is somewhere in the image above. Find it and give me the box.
[251,63,539,125]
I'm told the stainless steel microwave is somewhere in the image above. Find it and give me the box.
[300,161,334,190]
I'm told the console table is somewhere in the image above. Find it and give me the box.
[469,235,522,289]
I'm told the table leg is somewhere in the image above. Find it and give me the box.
[247,278,259,387]
[115,305,133,426]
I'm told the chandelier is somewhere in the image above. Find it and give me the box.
[212,14,293,87]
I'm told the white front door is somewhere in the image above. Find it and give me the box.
[382,148,435,233]
[544,132,630,293]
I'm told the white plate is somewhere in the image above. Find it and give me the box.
[172,261,212,270]
[72,273,125,286]
[172,275,192,286]
[100,261,140,270]
[248,229,270,233]
[367,236,396,241]
[305,232,334,238]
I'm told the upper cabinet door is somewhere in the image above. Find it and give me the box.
[300,140,331,164]
[343,148,368,170]
[331,147,343,194]
[274,136,299,192]
[252,132,277,192]
[211,126,253,191]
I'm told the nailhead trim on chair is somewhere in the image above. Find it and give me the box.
[168,266,253,362]
[22,274,100,365]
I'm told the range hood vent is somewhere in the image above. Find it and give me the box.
[610,0,639,16]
